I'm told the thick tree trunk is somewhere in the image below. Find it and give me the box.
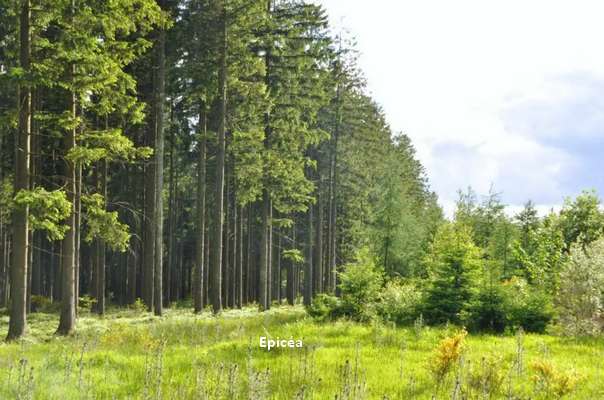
[7,0,31,340]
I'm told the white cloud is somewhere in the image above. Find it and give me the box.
[316,0,604,216]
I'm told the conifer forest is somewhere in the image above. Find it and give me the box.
[1,1,604,399]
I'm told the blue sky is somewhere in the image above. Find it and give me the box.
[316,0,604,216]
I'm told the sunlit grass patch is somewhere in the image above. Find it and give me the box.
[0,306,603,399]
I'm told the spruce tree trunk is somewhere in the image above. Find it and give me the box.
[235,205,243,308]
[314,189,323,295]
[57,59,77,336]
[0,131,4,308]
[258,0,273,312]
[74,163,82,313]
[275,230,281,303]
[0,225,5,310]
[304,205,313,306]
[245,204,252,304]
[203,220,210,306]
[166,105,175,305]
[127,240,137,304]
[90,168,98,309]
[143,149,155,310]
[328,138,339,292]
[7,0,31,340]
[153,0,166,317]
[259,190,270,310]
[193,106,206,313]
[95,161,107,315]
[29,106,39,304]
[286,223,295,305]
[327,73,341,293]
[222,173,230,308]
[211,2,227,313]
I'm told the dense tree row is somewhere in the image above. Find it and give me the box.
[0,0,438,339]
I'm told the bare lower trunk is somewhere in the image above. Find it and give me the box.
[304,206,313,306]
[259,190,270,310]
[57,69,77,336]
[235,205,243,308]
[314,190,323,295]
[193,106,206,313]
[7,0,31,340]
[153,1,166,317]
[211,4,227,313]
[143,148,155,310]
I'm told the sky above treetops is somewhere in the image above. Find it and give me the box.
[316,0,604,216]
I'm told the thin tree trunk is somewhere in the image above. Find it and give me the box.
[26,230,32,313]
[211,3,227,313]
[223,167,230,307]
[259,191,270,310]
[314,189,323,295]
[153,0,166,317]
[74,162,81,313]
[143,150,155,310]
[245,204,252,304]
[235,205,243,308]
[327,67,341,292]
[286,222,297,305]
[258,0,274,312]
[193,105,206,313]
[127,240,137,304]
[7,0,31,340]
[304,206,313,306]
[275,229,281,303]
[57,36,77,335]
[0,226,6,309]
[166,104,175,306]
[95,160,107,315]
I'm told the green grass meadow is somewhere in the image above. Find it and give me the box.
[0,306,603,399]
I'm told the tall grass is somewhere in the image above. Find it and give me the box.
[0,306,602,399]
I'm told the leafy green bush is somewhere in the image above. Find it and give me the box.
[307,248,384,323]
[377,279,421,325]
[306,293,340,322]
[464,278,553,333]
[30,295,52,313]
[337,248,383,322]
[510,287,553,333]
[422,223,481,325]
[464,284,510,333]
[78,295,96,312]
[30,295,60,313]
[557,238,604,336]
